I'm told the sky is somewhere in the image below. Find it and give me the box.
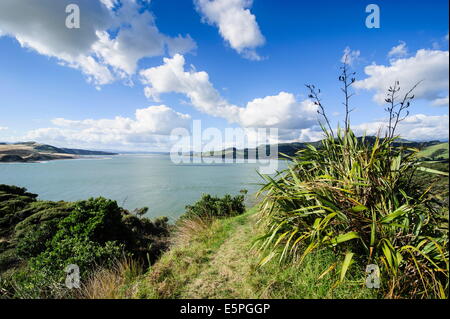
[0,0,448,151]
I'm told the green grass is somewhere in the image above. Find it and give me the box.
[128,207,376,299]
[131,210,253,299]
[418,142,449,160]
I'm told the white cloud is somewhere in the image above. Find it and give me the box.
[99,0,117,10]
[341,47,361,65]
[140,54,318,131]
[247,112,450,143]
[352,114,449,141]
[432,96,449,106]
[0,126,8,131]
[239,92,317,129]
[24,105,191,149]
[195,0,265,60]
[388,41,408,58]
[92,2,196,77]
[354,49,449,107]
[0,0,113,85]
[0,0,196,85]
[432,33,449,50]
[65,55,115,86]
[140,54,241,121]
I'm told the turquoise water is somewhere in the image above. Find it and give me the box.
[0,155,286,220]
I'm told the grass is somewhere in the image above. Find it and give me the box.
[78,258,145,299]
[97,207,376,299]
[131,210,253,299]
[249,248,377,299]
[418,142,449,160]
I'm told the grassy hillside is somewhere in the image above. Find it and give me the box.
[417,142,449,160]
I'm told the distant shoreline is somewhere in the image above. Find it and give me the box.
[0,142,117,163]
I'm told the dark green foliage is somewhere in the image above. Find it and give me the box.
[30,238,124,282]
[0,185,38,237]
[0,248,19,272]
[53,198,125,244]
[132,206,149,217]
[0,185,171,298]
[182,194,245,220]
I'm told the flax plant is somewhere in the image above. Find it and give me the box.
[256,61,449,299]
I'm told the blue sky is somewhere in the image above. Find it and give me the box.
[0,0,448,151]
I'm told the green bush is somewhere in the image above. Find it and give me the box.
[182,194,245,220]
[0,185,38,237]
[0,189,172,298]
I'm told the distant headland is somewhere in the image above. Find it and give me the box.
[0,141,117,163]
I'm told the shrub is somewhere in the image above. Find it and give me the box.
[256,61,449,298]
[30,238,124,281]
[183,194,245,221]
[0,185,38,237]
[0,191,172,298]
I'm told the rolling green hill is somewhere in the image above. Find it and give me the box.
[417,142,449,160]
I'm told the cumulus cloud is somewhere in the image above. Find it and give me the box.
[140,54,241,121]
[0,0,113,85]
[352,114,449,141]
[388,41,408,58]
[140,54,318,131]
[92,2,196,77]
[0,0,196,85]
[354,49,449,107]
[239,92,317,129]
[24,105,191,149]
[194,0,265,60]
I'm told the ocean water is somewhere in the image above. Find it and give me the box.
[0,155,287,221]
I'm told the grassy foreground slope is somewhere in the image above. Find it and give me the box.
[126,208,375,299]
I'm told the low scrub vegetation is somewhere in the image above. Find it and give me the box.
[0,190,246,299]
[182,193,246,221]
[0,186,171,298]
[77,193,247,299]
